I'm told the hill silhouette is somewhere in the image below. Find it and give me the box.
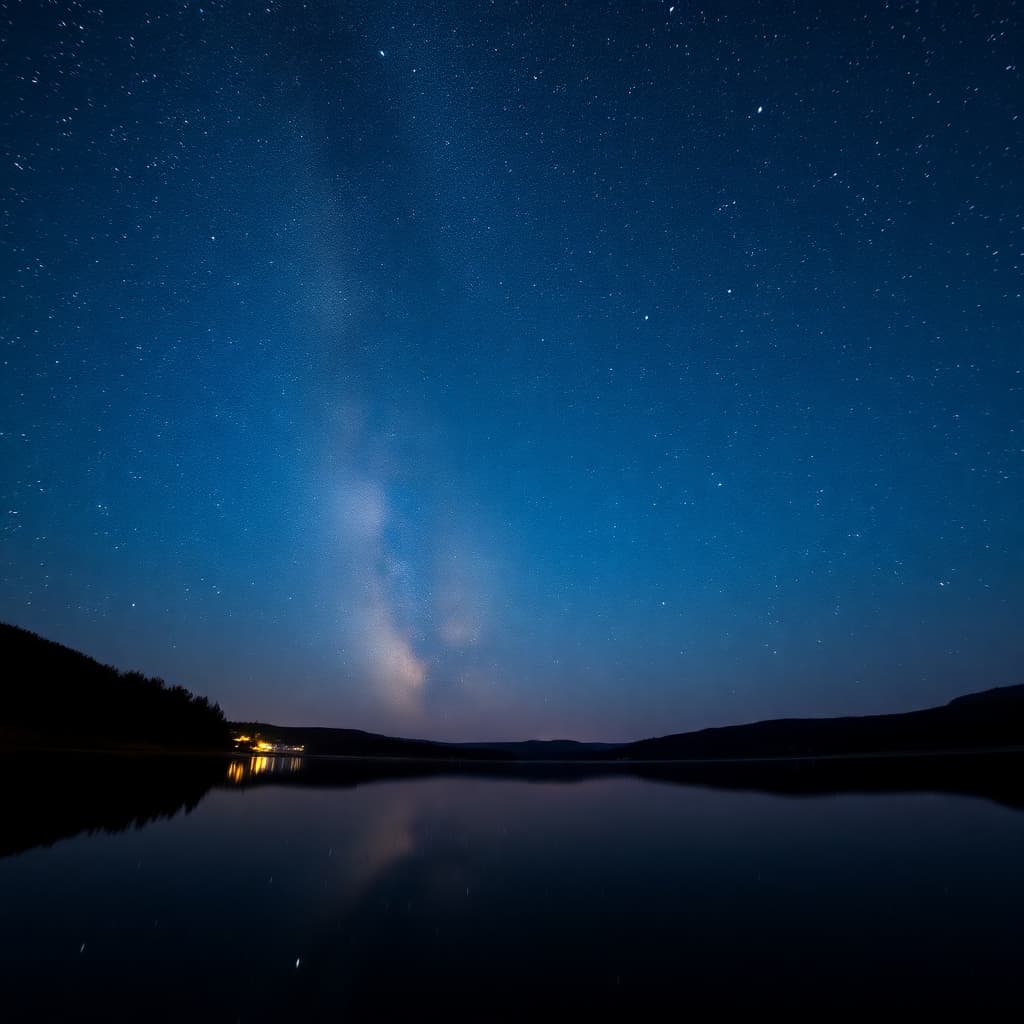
[230,722,506,761]
[237,685,1023,762]
[4,621,1021,761]
[455,739,618,756]
[1,623,229,751]
[614,685,1024,761]
[232,724,617,760]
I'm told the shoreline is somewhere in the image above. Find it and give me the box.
[3,743,1022,766]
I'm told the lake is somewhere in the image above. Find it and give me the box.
[2,753,1023,1018]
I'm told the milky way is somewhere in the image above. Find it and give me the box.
[1,1,1020,739]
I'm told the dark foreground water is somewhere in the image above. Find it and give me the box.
[2,754,1023,1019]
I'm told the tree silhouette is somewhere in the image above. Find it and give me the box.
[1,623,230,750]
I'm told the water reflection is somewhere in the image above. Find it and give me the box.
[0,752,224,858]
[223,748,1024,810]
[3,749,1023,863]
[226,755,304,785]
[3,771,1022,1017]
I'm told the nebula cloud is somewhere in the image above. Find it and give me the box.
[338,485,427,714]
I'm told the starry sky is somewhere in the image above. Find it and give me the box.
[1,0,1021,741]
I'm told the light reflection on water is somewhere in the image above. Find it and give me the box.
[226,756,304,784]
[1,771,1023,1018]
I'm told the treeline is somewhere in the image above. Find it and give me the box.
[1,623,230,750]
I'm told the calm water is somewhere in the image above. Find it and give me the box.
[2,755,1023,1019]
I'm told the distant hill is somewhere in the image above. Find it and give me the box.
[5,620,1020,762]
[454,739,619,758]
[233,687,1023,763]
[229,722,505,761]
[614,685,1024,761]
[228,725,617,761]
[0,623,230,751]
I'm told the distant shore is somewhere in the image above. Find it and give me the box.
[4,739,1024,766]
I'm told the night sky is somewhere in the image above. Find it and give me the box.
[1,1,1020,741]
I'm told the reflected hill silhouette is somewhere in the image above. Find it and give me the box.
[226,749,1024,809]
[5,747,1022,861]
[0,752,225,858]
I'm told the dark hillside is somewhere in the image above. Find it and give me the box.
[615,685,1024,761]
[1,623,229,751]
[230,721,504,760]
